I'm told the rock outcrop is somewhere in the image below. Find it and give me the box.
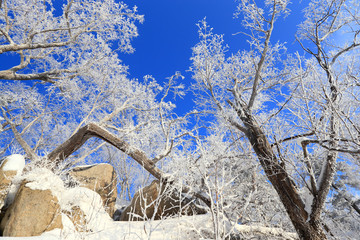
[120,180,203,221]
[0,154,25,210]
[0,161,119,237]
[0,170,17,211]
[69,163,117,217]
[0,181,62,237]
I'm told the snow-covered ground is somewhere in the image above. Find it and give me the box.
[0,155,208,240]
[0,213,299,240]
[1,215,212,240]
[0,155,298,240]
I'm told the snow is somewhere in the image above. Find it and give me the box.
[316,160,327,191]
[60,187,112,232]
[45,215,206,240]
[295,137,310,147]
[23,168,65,201]
[300,186,314,221]
[0,214,299,240]
[0,235,59,240]
[234,225,298,240]
[1,154,25,174]
[0,216,206,239]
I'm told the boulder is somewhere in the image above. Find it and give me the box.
[0,170,17,211]
[0,155,25,210]
[0,181,62,237]
[69,164,117,217]
[120,180,160,221]
[120,180,203,221]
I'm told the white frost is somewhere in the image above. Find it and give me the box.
[296,137,310,147]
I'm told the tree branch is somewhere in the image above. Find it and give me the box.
[1,108,38,161]
[47,122,163,179]
[0,42,70,54]
[271,131,315,147]
[332,184,360,215]
[46,123,213,209]
[248,1,277,110]
[0,70,59,83]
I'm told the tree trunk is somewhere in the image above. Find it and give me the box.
[240,112,327,240]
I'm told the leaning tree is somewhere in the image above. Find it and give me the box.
[190,0,360,239]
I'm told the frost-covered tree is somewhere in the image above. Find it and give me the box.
[0,0,189,201]
[0,0,141,83]
[190,0,360,239]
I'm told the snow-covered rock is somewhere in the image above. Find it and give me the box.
[22,168,65,201]
[120,180,204,221]
[0,181,63,237]
[60,187,113,232]
[0,154,26,210]
[1,154,25,175]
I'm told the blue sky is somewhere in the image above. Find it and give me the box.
[0,0,307,115]
[122,0,239,80]
[120,0,306,114]
[0,0,307,85]
[122,0,306,79]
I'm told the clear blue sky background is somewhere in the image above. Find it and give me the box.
[0,0,307,115]
[121,0,306,114]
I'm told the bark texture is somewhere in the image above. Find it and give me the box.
[240,112,327,240]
